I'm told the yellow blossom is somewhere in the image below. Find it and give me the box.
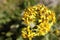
[21,4,56,40]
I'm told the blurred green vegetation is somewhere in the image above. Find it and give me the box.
[0,0,60,40]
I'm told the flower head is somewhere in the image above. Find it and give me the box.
[21,4,56,40]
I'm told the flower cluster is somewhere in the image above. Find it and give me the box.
[21,4,56,40]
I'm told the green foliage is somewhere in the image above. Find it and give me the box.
[0,0,21,24]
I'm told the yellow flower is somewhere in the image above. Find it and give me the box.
[21,4,56,40]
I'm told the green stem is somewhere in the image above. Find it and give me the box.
[45,34,49,40]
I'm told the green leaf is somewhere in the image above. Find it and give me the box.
[17,36,23,40]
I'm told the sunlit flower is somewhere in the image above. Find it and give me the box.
[21,4,56,40]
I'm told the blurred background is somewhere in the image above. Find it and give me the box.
[0,0,60,40]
